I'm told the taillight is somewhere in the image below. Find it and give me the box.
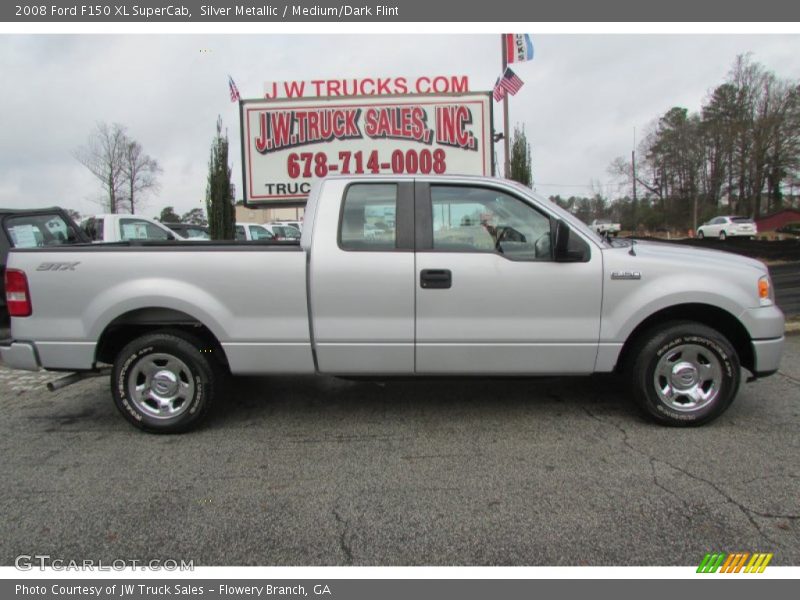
[5,269,32,317]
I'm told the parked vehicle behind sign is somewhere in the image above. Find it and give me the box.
[81,214,180,242]
[265,222,301,240]
[1,207,88,325]
[235,222,275,241]
[164,223,210,240]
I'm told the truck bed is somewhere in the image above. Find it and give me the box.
[6,240,314,374]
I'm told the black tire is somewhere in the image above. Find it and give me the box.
[697,230,704,239]
[719,230,727,241]
[626,321,740,426]
[111,331,222,433]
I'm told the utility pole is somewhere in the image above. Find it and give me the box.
[631,127,637,233]
[501,34,510,178]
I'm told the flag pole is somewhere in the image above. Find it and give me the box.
[501,34,510,178]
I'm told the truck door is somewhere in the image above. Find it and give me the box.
[309,180,416,374]
[414,182,603,374]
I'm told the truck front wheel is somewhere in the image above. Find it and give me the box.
[627,321,740,426]
[111,331,221,433]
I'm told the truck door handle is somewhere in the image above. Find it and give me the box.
[420,269,452,289]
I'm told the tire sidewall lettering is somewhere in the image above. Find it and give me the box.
[115,342,204,426]
[646,329,737,423]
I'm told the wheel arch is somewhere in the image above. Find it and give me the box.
[616,303,754,374]
[95,307,227,368]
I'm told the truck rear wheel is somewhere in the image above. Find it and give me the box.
[626,321,740,426]
[111,331,221,433]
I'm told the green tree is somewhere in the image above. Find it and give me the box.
[508,125,532,187]
[205,117,235,240]
[159,206,181,223]
[181,208,208,226]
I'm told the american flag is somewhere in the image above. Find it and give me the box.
[228,75,241,103]
[492,77,506,102]
[499,67,524,96]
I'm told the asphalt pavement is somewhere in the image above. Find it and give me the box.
[0,338,798,566]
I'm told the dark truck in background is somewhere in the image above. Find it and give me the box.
[0,207,89,327]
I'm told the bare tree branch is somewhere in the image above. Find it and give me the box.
[73,122,128,213]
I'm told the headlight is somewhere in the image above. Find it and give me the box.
[758,275,773,306]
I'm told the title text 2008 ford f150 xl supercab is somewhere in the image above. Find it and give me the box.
[0,176,785,432]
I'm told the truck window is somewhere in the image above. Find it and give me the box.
[339,184,398,251]
[119,218,171,241]
[249,225,274,240]
[82,217,104,241]
[430,186,553,261]
[5,214,79,248]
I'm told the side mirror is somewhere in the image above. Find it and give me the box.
[553,220,590,262]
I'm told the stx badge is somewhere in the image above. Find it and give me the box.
[36,262,80,271]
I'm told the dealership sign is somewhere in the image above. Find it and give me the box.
[264,76,471,99]
[241,92,493,204]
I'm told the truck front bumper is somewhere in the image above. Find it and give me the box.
[751,336,784,376]
[0,340,40,371]
[740,304,785,377]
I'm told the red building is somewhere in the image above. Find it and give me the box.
[755,208,800,232]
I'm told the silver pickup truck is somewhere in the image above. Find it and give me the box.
[1,176,785,432]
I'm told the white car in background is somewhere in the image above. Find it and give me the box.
[234,223,302,241]
[265,222,302,240]
[235,222,276,241]
[164,223,210,240]
[80,214,180,242]
[275,220,303,232]
[697,216,757,240]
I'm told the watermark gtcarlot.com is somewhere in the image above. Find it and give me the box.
[15,554,194,571]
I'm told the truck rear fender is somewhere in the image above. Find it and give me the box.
[86,279,230,360]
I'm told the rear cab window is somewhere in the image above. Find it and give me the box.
[339,184,399,251]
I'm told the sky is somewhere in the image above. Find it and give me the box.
[1,34,799,218]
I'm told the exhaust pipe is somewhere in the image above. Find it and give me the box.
[47,369,110,392]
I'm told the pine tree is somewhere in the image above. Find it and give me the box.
[205,116,236,240]
[509,125,533,187]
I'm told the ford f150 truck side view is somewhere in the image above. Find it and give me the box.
[1,176,785,432]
